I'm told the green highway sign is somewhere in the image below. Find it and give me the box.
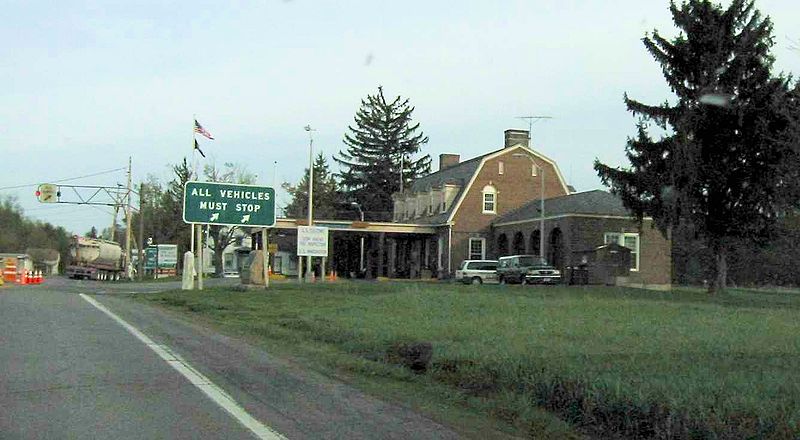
[183,181,276,227]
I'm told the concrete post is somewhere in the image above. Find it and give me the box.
[365,236,373,279]
[378,233,386,278]
[388,238,396,278]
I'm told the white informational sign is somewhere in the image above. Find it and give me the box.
[297,226,329,257]
[157,244,178,268]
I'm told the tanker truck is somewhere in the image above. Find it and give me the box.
[66,236,124,280]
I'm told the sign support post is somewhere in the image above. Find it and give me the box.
[298,257,303,283]
[268,228,269,289]
[197,224,203,290]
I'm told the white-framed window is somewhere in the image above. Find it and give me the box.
[498,161,505,175]
[468,237,486,260]
[482,185,497,214]
[604,232,640,271]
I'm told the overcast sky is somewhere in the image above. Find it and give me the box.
[2,0,799,236]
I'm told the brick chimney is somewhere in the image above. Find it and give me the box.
[439,153,460,171]
[504,129,530,148]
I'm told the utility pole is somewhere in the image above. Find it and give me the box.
[138,182,145,281]
[109,207,118,242]
[124,157,133,279]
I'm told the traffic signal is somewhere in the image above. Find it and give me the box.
[36,184,58,203]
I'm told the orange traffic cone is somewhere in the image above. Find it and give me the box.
[35,271,42,284]
[21,270,29,285]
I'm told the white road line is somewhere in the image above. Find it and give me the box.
[79,293,286,440]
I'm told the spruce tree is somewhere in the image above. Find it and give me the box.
[283,153,345,219]
[594,0,799,293]
[335,86,430,221]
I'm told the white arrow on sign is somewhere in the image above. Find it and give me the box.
[209,212,220,222]
[240,214,250,223]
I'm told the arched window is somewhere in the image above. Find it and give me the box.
[529,230,541,256]
[512,231,526,254]
[548,228,564,270]
[482,185,497,214]
[497,233,509,257]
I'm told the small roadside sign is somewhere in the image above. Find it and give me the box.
[297,226,329,257]
[157,244,178,268]
[144,246,158,270]
[36,184,59,203]
[183,181,276,227]
[267,243,278,253]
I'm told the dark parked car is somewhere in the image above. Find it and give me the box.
[497,255,561,285]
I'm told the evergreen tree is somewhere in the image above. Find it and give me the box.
[335,86,430,221]
[162,158,193,262]
[283,153,345,220]
[594,0,799,293]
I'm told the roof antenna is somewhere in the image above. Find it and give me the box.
[516,115,553,144]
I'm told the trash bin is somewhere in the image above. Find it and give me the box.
[570,244,630,285]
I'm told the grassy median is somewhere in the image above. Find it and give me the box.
[135,282,800,439]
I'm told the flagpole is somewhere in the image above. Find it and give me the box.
[191,116,196,254]
[190,116,196,288]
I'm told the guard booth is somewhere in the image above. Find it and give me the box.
[568,243,631,285]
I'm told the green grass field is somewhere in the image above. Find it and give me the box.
[136,282,800,439]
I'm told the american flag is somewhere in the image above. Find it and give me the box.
[194,119,214,140]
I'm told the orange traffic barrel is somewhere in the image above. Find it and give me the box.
[3,266,16,283]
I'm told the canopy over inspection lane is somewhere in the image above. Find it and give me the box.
[272,218,438,235]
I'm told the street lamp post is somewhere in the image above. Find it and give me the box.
[351,202,365,274]
[304,125,315,282]
[513,152,546,259]
[538,164,545,260]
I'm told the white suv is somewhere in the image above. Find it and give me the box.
[455,260,499,284]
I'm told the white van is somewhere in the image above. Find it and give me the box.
[455,260,499,284]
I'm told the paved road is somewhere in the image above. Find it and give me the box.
[0,278,466,439]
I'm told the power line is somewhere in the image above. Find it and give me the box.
[0,167,127,191]
[88,204,116,217]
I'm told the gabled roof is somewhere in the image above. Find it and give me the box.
[395,144,572,225]
[410,155,485,193]
[495,190,633,225]
[398,152,490,225]
[446,145,571,223]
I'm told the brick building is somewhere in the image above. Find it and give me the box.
[268,128,671,288]
[388,128,672,287]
